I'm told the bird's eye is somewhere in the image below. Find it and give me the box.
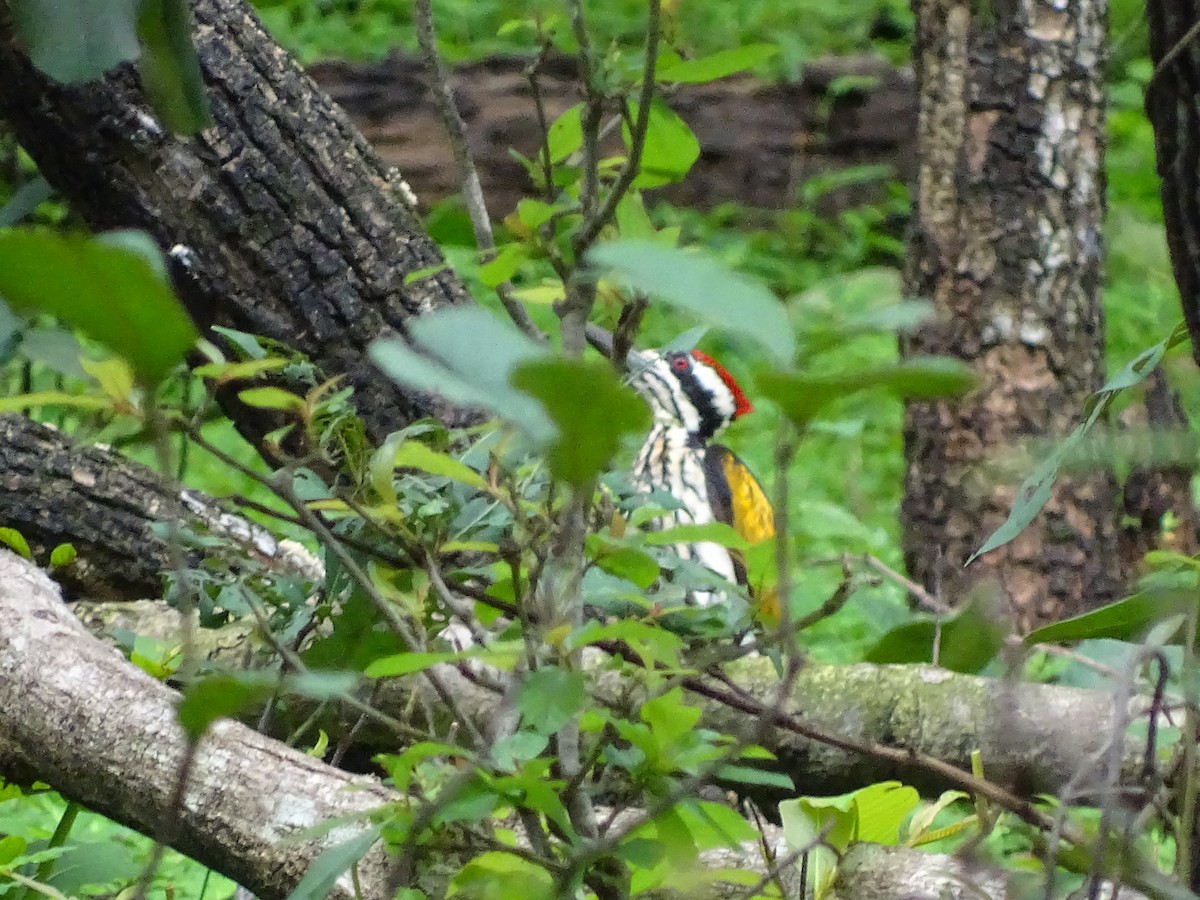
[670,355,691,373]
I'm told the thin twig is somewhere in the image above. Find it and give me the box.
[525,41,557,201]
[413,0,545,343]
[276,475,489,753]
[611,296,649,365]
[570,0,663,260]
[1177,592,1200,885]
[1146,16,1200,103]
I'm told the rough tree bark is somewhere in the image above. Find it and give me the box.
[0,414,322,598]
[1146,0,1200,361]
[1138,1,1200,886]
[901,0,1120,629]
[0,0,472,448]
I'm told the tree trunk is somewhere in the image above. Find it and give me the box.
[1140,1,1200,886]
[0,413,318,599]
[0,0,472,448]
[1146,0,1200,365]
[901,0,1120,630]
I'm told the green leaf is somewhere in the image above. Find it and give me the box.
[778,797,852,899]
[433,779,502,826]
[643,521,750,551]
[969,442,1065,563]
[404,263,449,284]
[684,800,759,848]
[566,619,684,670]
[0,528,32,560]
[546,103,583,163]
[0,229,197,384]
[516,199,556,230]
[758,357,977,426]
[657,44,780,84]
[0,391,114,412]
[192,357,290,382]
[614,191,657,240]
[0,834,27,867]
[0,177,53,228]
[237,386,307,413]
[11,325,92,380]
[517,668,586,735]
[510,282,565,305]
[625,99,701,187]
[137,0,211,133]
[852,781,920,845]
[93,228,169,278]
[587,540,661,589]
[365,651,462,679]
[284,670,359,700]
[10,0,142,83]
[49,543,77,568]
[863,591,1009,673]
[973,321,1190,562]
[906,790,970,846]
[176,672,276,740]
[479,243,528,289]
[490,731,549,771]
[370,308,550,440]
[285,827,381,900]
[447,850,554,899]
[589,240,795,364]
[391,440,487,490]
[715,764,795,791]
[640,688,701,747]
[1026,591,1196,645]
[80,356,135,402]
[511,357,649,486]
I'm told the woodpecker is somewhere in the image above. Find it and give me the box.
[628,348,777,620]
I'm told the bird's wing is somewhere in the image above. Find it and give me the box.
[704,445,780,625]
[703,444,775,546]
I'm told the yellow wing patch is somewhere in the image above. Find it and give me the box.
[718,452,779,626]
[720,452,775,544]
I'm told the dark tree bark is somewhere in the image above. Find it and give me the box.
[1146,0,1200,365]
[0,0,471,448]
[0,414,319,599]
[1138,2,1200,887]
[901,0,1120,630]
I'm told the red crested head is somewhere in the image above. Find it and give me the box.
[690,349,753,419]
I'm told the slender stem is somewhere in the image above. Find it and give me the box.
[525,41,557,201]
[276,475,488,752]
[570,0,663,260]
[1177,598,1200,885]
[771,422,798,651]
[412,0,545,343]
[26,801,80,897]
